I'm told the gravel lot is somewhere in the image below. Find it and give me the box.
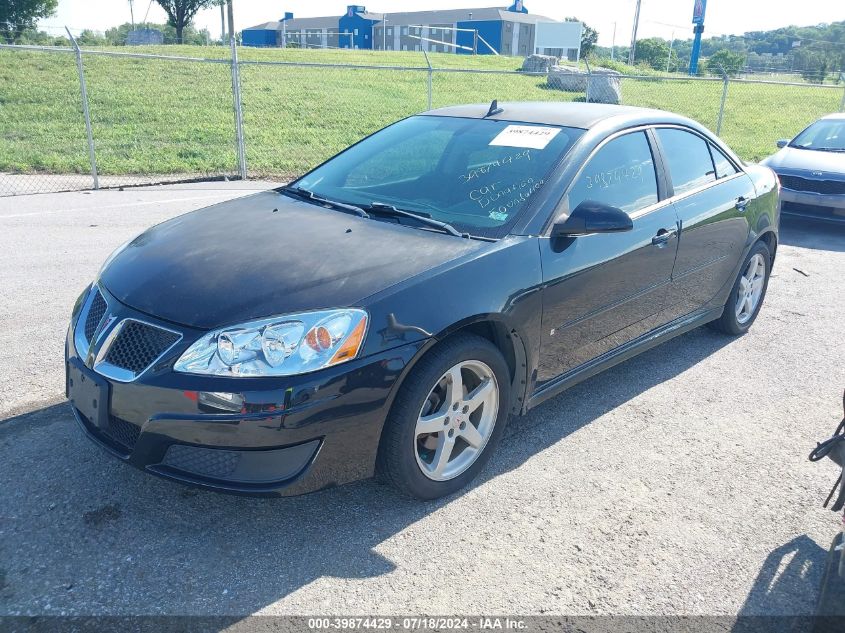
[1,183,844,618]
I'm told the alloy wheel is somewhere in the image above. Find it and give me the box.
[414,360,499,482]
[735,253,767,325]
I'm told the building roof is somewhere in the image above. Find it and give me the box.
[358,12,386,21]
[246,7,558,31]
[377,7,557,26]
[244,16,341,31]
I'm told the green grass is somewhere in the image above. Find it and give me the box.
[1,45,842,180]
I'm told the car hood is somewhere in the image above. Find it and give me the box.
[761,147,845,176]
[100,191,485,329]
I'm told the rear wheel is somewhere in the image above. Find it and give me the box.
[709,241,771,335]
[376,334,511,500]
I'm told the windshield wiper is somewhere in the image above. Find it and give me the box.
[282,186,370,218]
[364,202,467,238]
[790,145,845,153]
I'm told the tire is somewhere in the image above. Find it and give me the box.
[709,241,772,335]
[376,333,511,500]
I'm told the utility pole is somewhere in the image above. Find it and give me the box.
[666,30,674,72]
[383,15,387,50]
[227,0,235,45]
[128,0,135,30]
[611,21,616,60]
[220,3,225,43]
[628,0,642,65]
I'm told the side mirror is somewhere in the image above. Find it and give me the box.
[552,200,633,237]
[776,139,789,149]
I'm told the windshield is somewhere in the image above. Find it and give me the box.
[790,119,845,152]
[292,115,582,238]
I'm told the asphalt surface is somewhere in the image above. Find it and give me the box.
[1,183,844,618]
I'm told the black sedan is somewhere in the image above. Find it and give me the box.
[762,113,845,223]
[67,102,780,500]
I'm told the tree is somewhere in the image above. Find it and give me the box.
[0,0,58,44]
[153,0,214,44]
[705,48,745,76]
[565,17,598,58]
[633,38,670,70]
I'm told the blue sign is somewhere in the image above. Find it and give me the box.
[692,0,707,24]
[508,1,528,14]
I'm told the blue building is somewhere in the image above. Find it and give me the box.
[242,4,568,57]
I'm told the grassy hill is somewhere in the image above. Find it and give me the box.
[1,45,842,180]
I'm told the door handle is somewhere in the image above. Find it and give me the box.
[736,196,750,212]
[652,227,678,246]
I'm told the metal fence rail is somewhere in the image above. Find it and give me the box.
[1,43,844,197]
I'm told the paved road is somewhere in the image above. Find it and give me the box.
[1,185,844,618]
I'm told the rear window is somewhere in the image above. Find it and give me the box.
[294,115,583,238]
[709,144,738,179]
[656,128,716,196]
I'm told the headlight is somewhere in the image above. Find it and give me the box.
[174,309,368,377]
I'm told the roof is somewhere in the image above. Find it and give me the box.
[378,7,557,26]
[244,21,283,31]
[244,16,341,31]
[422,102,692,130]
[245,7,560,32]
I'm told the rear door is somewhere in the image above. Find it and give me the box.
[536,129,680,384]
[653,127,755,318]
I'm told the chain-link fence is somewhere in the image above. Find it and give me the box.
[2,42,844,197]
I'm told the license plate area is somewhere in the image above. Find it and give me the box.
[67,357,110,430]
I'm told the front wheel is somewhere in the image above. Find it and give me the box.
[376,334,511,500]
[709,241,772,335]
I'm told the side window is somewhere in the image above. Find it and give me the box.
[656,128,716,195]
[709,144,739,179]
[567,131,658,215]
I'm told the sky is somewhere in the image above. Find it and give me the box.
[40,0,844,46]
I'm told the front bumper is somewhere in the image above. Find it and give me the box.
[780,188,845,222]
[66,286,425,496]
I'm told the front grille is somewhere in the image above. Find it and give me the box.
[162,445,241,479]
[103,416,141,451]
[779,175,845,195]
[74,408,140,455]
[103,320,180,375]
[83,289,107,342]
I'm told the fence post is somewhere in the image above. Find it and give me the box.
[230,38,247,180]
[422,49,432,110]
[716,63,729,136]
[584,58,591,103]
[66,28,98,190]
[840,74,845,112]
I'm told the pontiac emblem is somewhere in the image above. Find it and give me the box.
[95,314,117,341]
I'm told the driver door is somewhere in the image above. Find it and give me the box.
[537,129,680,384]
